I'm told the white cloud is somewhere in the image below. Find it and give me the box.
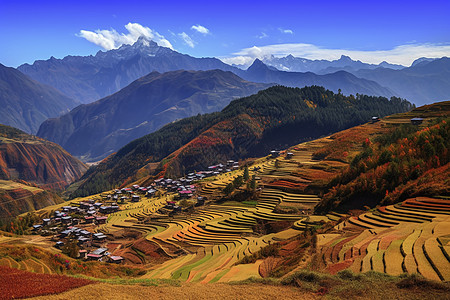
[179,32,195,48]
[78,22,173,50]
[257,32,268,39]
[191,24,210,35]
[221,43,450,67]
[279,28,294,34]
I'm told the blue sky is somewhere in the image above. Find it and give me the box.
[1,0,449,67]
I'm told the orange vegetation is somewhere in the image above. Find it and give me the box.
[0,141,87,191]
[312,123,383,162]
[267,180,308,191]
[0,265,93,300]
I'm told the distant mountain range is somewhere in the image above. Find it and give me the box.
[353,57,450,106]
[19,37,399,105]
[261,55,450,105]
[71,85,413,197]
[0,123,87,191]
[37,69,271,161]
[242,59,394,98]
[16,38,450,108]
[261,54,405,73]
[18,37,239,103]
[10,37,448,164]
[0,64,79,134]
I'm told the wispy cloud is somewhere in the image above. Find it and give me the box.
[279,28,293,34]
[221,43,450,67]
[78,22,173,50]
[257,32,268,39]
[179,32,195,48]
[191,24,210,35]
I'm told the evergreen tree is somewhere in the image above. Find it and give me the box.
[223,183,234,196]
[243,166,249,181]
[249,175,257,190]
[233,175,244,188]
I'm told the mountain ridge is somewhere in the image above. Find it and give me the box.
[353,57,450,105]
[18,39,397,105]
[0,64,79,134]
[243,59,395,98]
[18,37,240,103]
[71,85,412,197]
[261,54,405,73]
[36,69,272,161]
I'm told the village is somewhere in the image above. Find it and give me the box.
[28,115,428,265]
[30,159,242,264]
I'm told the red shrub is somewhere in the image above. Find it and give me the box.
[0,266,94,299]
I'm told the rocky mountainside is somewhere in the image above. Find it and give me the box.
[0,124,87,190]
[0,64,79,134]
[37,70,271,161]
[71,85,412,197]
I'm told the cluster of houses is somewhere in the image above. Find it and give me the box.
[208,160,240,174]
[32,199,125,264]
[107,186,157,201]
[33,200,117,232]
[270,150,293,159]
[151,160,240,199]
[31,159,243,263]
[55,226,108,249]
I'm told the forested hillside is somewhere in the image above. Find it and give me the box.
[72,85,412,197]
[316,114,450,213]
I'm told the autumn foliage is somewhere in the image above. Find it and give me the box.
[0,265,93,299]
[317,118,450,212]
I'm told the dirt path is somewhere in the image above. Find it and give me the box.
[31,283,318,300]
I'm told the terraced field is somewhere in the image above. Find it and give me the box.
[320,197,450,281]
[103,145,332,282]
[15,134,339,283]
[10,105,450,285]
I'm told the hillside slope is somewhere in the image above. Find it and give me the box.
[0,124,87,190]
[0,64,79,134]
[0,180,63,221]
[37,70,271,161]
[72,85,412,197]
[315,101,450,213]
